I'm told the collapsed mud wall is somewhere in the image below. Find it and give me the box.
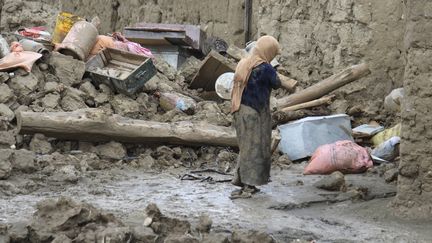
[60,0,250,46]
[0,0,59,32]
[392,0,432,219]
[257,0,405,117]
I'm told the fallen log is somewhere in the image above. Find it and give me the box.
[280,95,335,112]
[276,63,370,109]
[17,109,238,147]
[272,109,331,127]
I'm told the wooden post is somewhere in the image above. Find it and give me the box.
[277,63,370,109]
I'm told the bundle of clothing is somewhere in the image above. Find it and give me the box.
[89,32,153,59]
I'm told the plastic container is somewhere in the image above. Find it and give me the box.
[52,12,84,44]
[215,72,234,100]
[159,92,197,115]
[57,20,98,61]
[0,35,10,58]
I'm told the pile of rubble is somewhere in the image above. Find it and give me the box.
[0,23,242,183]
[0,10,403,183]
[0,197,276,243]
[0,51,239,179]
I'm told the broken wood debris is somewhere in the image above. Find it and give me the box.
[280,95,335,112]
[189,50,237,91]
[125,23,206,51]
[277,63,371,109]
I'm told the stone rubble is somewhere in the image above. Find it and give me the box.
[1,197,276,243]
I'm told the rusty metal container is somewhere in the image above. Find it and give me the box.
[85,48,156,96]
[57,21,98,61]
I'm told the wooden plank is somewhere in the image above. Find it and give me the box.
[189,50,237,91]
[127,24,205,50]
[123,29,187,46]
[280,95,335,112]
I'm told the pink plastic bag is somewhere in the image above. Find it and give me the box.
[0,42,42,72]
[304,140,373,175]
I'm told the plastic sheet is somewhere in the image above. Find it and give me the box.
[278,114,353,160]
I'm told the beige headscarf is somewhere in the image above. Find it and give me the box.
[231,35,280,113]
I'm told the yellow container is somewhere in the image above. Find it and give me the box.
[52,12,84,44]
[371,123,401,146]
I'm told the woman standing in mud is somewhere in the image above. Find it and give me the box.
[230,36,281,198]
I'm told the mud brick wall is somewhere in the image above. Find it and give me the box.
[0,0,59,32]
[391,0,432,219]
[256,0,405,118]
[60,0,253,46]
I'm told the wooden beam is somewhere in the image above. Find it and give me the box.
[17,109,238,147]
[277,63,370,109]
[280,95,335,112]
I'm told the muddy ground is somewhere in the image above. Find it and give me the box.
[0,1,431,241]
[0,35,429,243]
[1,162,431,242]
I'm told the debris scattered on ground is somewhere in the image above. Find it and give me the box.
[0,6,412,242]
[95,141,127,160]
[384,168,399,183]
[314,171,346,191]
[371,136,400,162]
[25,197,126,242]
[384,88,404,113]
[0,149,13,179]
[278,114,353,161]
[370,123,401,146]
[352,123,384,138]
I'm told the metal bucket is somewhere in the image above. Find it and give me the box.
[215,72,234,100]
[57,21,98,61]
